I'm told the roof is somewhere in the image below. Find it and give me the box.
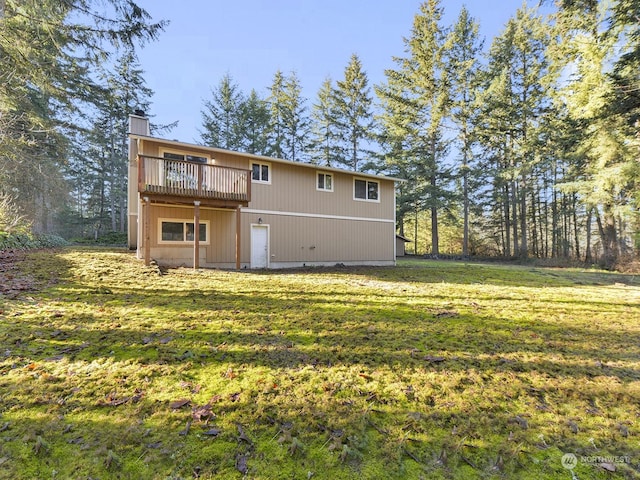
[129,133,406,183]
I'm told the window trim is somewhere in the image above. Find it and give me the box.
[158,218,211,245]
[316,171,334,192]
[251,161,271,184]
[353,177,380,203]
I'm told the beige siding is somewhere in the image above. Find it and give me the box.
[240,214,395,268]
[248,162,395,221]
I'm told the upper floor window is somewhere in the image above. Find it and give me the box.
[162,151,209,164]
[317,172,333,192]
[160,150,210,189]
[252,161,270,184]
[354,178,379,202]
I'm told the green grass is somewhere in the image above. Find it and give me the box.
[0,248,639,479]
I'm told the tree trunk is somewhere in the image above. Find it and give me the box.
[504,183,511,257]
[572,194,580,260]
[596,206,618,269]
[431,202,439,257]
[585,207,593,264]
[519,177,528,259]
[511,181,519,257]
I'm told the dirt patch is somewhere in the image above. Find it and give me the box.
[0,249,36,298]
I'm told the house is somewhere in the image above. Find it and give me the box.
[127,114,404,269]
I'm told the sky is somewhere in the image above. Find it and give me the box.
[134,1,551,143]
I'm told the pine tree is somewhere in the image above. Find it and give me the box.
[200,74,245,150]
[553,0,637,267]
[266,70,287,159]
[0,0,165,234]
[478,4,552,258]
[282,72,310,162]
[331,53,376,171]
[377,0,452,256]
[266,71,309,161]
[68,47,153,238]
[238,89,270,155]
[446,6,483,257]
[308,77,339,166]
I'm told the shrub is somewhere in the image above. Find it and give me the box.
[0,232,69,251]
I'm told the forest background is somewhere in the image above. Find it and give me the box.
[0,0,638,270]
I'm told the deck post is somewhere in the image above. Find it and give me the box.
[194,201,200,269]
[143,196,150,266]
[235,207,241,269]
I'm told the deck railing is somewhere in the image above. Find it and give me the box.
[138,155,250,203]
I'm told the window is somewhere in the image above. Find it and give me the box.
[251,162,270,183]
[159,219,209,244]
[161,150,210,189]
[317,172,333,192]
[354,178,379,201]
[163,152,208,164]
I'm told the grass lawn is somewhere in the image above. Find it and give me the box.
[0,247,639,479]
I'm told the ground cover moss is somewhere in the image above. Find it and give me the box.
[0,247,638,478]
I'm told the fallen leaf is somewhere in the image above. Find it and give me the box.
[236,454,248,474]
[169,398,191,409]
[237,424,253,445]
[202,428,221,437]
[600,463,616,472]
[424,355,445,363]
[192,404,214,422]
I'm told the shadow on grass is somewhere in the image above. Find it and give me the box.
[249,258,640,288]
[4,281,639,383]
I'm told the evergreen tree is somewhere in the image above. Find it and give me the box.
[446,6,483,257]
[553,1,637,267]
[282,72,310,162]
[331,53,376,171]
[377,0,452,256]
[200,74,245,150]
[308,77,339,166]
[266,70,287,159]
[0,0,165,234]
[67,48,153,238]
[238,89,270,155]
[478,4,552,258]
[266,71,309,161]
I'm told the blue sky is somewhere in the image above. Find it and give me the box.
[134,1,550,143]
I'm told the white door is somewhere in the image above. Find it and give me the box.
[251,225,269,268]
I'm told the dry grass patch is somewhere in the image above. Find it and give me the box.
[0,248,638,479]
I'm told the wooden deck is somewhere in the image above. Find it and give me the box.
[137,155,250,206]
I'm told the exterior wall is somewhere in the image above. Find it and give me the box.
[247,161,395,221]
[239,213,395,269]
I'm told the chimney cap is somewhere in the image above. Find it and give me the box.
[133,109,146,117]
